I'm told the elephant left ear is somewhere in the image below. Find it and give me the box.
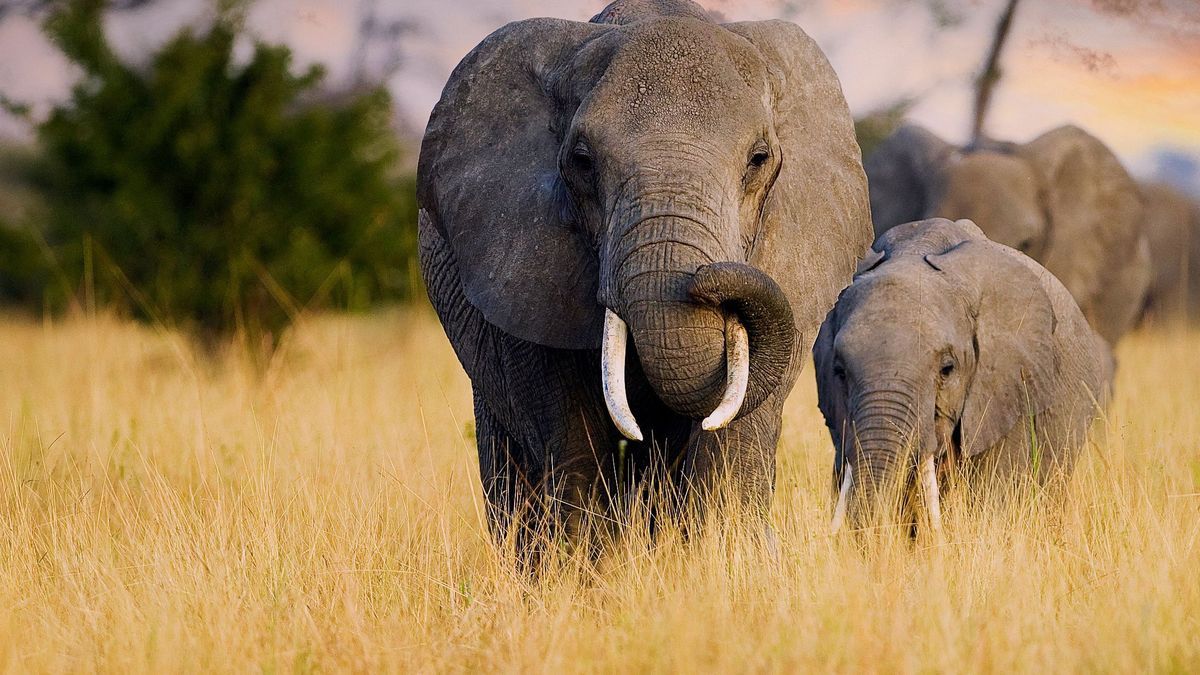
[723,20,874,355]
[927,240,1061,457]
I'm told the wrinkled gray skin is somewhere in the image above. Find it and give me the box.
[865,124,1150,347]
[417,0,871,549]
[814,219,1112,532]
[1138,181,1200,324]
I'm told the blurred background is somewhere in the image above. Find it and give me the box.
[0,0,1197,346]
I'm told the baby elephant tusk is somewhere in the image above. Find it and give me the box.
[830,464,853,534]
[701,315,750,431]
[920,454,944,542]
[601,308,644,442]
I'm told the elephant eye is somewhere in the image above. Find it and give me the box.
[749,149,769,169]
[940,358,955,378]
[1016,238,1033,254]
[832,360,846,380]
[571,146,594,173]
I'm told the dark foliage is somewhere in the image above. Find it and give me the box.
[854,99,915,160]
[19,0,418,343]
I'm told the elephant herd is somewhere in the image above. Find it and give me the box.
[415,0,1199,556]
[866,123,1200,344]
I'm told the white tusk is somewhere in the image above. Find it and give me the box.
[920,454,944,542]
[830,464,853,534]
[701,315,750,431]
[601,309,644,441]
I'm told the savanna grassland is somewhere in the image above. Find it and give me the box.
[1,308,1198,672]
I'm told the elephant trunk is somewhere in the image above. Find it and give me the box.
[842,386,922,530]
[607,213,794,425]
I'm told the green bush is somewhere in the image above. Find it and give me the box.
[0,221,52,306]
[854,99,915,160]
[26,0,418,343]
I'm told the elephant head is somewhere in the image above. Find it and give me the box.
[418,0,871,436]
[814,219,1069,533]
[864,124,1148,345]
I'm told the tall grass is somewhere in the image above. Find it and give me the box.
[1,309,1197,672]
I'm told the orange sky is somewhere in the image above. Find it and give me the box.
[1,0,1197,183]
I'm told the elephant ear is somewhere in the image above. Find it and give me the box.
[863,125,958,235]
[416,19,608,350]
[1017,125,1144,343]
[812,306,849,456]
[927,240,1060,457]
[723,20,874,356]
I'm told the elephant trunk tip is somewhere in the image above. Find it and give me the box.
[688,262,796,417]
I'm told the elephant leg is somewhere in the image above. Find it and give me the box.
[472,391,545,550]
[679,392,785,523]
[423,211,621,551]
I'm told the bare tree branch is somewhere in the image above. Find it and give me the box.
[970,0,1021,145]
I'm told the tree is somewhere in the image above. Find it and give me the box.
[970,0,1022,144]
[854,98,916,160]
[28,0,418,345]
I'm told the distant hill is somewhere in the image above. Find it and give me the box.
[1152,148,1200,200]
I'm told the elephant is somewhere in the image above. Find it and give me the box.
[416,0,872,550]
[1137,181,1200,324]
[813,218,1112,536]
[864,124,1150,347]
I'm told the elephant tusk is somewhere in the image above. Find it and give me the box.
[601,308,644,442]
[920,454,945,542]
[701,315,750,431]
[830,463,853,534]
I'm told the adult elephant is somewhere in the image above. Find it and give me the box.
[417,0,871,548]
[865,124,1150,346]
[1138,181,1200,324]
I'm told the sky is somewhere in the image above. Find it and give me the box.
[1,0,1198,185]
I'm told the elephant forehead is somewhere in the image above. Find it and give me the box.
[592,19,768,134]
[840,264,965,334]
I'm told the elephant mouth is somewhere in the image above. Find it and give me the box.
[830,455,941,539]
[829,417,963,540]
[601,308,750,441]
[599,261,794,440]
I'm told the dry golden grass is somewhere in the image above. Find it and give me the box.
[1,307,1198,672]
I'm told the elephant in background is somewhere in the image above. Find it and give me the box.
[814,219,1112,535]
[417,0,872,550]
[865,124,1150,347]
[1138,181,1200,324]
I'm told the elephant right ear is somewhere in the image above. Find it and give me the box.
[812,308,848,456]
[417,19,609,350]
[864,125,957,235]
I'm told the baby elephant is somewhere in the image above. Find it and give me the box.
[813,218,1112,535]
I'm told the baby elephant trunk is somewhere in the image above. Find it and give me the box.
[833,387,922,532]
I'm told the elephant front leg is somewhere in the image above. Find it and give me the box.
[473,392,548,559]
[678,393,785,524]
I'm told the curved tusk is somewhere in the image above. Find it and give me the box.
[701,315,750,431]
[601,309,644,442]
[830,464,853,534]
[920,454,944,542]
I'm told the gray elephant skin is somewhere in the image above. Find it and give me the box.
[417,0,872,547]
[865,124,1150,347]
[1138,181,1200,323]
[814,219,1112,533]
